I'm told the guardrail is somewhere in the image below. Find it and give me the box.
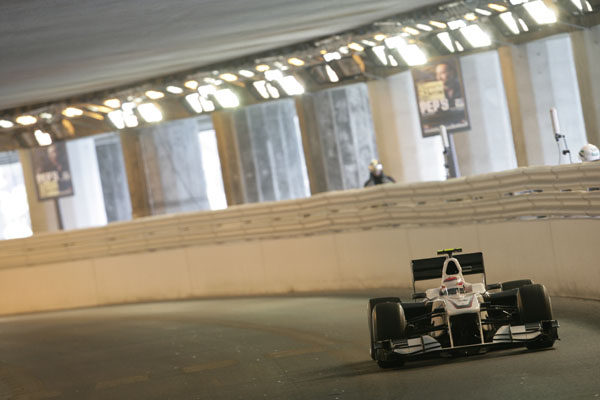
[1,162,598,270]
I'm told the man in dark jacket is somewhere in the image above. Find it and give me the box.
[364,159,395,187]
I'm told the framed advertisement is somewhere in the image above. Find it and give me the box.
[30,141,74,200]
[412,57,470,137]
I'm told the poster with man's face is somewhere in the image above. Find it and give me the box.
[31,141,74,200]
[412,57,470,137]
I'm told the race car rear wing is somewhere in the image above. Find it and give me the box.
[411,252,486,291]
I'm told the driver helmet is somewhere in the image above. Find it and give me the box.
[368,159,383,175]
[578,144,600,162]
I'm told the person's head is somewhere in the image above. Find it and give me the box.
[435,63,456,84]
[368,159,383,176]
[579,143,600,162]
[46,144,58,164]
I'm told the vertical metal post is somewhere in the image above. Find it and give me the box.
[440,125,460,179]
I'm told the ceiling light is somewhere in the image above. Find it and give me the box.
[184,80,199,90]
[145,90,164,100]
[238,69,255,78]
[448,19,467,30]
[198,85,217,98]
[62,107,83,117]
[104,98,121,109]
[464,13,478,21]
[475,8,493,16]
[374,34,387,41]
[500,12,520,34]
[460,24,492,47]
[325,65,339,82]
[185,93,203,113]
[16,115,37,126]
[279,76,305,96]
[518,18,530,31]
[199,97,215,112]
[388,55,398,67]
[361,39,377,47]
[253,81,271,99]
[429,20,447,29]
[348,42,365,52]
[384,35,405,49]
[437,32,455,52]
[34,130,52,146]
[339,46,350,54]
[266,82,280,99]
[323,52,342,62]
[121,102,139,128]
[166,85,184,94]
[219,73,238,82]
[397,44,427,66]
[287,57,305,66]
[455,41,465,51]
[524,0,557,24]
[108,110,125,129]
[403,26,420,35]
[214,89,239,108]
[137,103,163,123]
[0,120,14,128]
[40,112,52,120]
[264,70,284,81]
[204,77,222,85]
[585,1,592,11]
[372,46,388,65]
[570,0,583,10]
[509,0,528,4]
[256,64,270,72]
[416,23,433,31]
[488,3,508,12]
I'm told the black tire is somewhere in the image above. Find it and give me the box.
[517,284,555,349]
[368,297,400,360]
[372,302,407,342]
[502,279,533,291]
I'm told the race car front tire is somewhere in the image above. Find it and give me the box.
[372,302,407,342]
[517,284,555,349]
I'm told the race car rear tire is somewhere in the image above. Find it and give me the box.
[517,284,555,349]
[501,279,533,291]
[372,302,407,342]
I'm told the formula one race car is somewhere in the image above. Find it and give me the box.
[368,248,559,368]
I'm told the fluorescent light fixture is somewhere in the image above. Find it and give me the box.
[16,115,37,126]
[388,55,399,67]
[570,0,583,10]
[403,26,420,35]
[509,0,528,4]
[384,35,405,49]
[62,107,83,118]
[108,110,125,129]
[34,130,52,146]
[585,1,592,11]
[475,8,492,16]
[500,12,520,34]
[104,98,121,109]
[460,24,492,47]
[185,93,203,113]
[238,69,255,78]
[325,65,339,82]
[199,97,215,112]
[214,89,239,108]
[348,42,365,52]
[264,69,284,81]
[374,33,387,41]
[455,41,465,51]
[198,85,217,98]
[40,112,52,120]
[253,81,270,99]
[0,120,14,128]
[137,103,163,123]
[361,39,377,46]
[287,57,305,66]
[184,80,199,90]
[397,44,427,66]
[279,76,305,96]
[464,13,478,21]
[203,77,222,85]
[524,0,557,24]
[437,32,455,52]
[429,20,447,29]
[372,46,388,65]
[518,18,530,31]
[323,52,342,62]
[416,23,433,31]
[255,64,270,72]
[488,3,508,12]
[219,73,238,82]
[266,82,280,99]
[339,46,350,54]
[145,90,164,100]
[448,19,467,30]
[166,85,184,94]
[121,102,139,128]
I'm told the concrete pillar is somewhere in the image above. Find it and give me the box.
[454,51,518,176]
[214,99,309,204]
[510,34,588,166]
[367,72,445,183]
[297,83,378,192]
[120,128,153,219]
[95,133,132,223]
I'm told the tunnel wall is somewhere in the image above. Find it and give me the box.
[0,163,598,315]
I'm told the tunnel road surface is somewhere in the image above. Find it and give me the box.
[0,289,598,399]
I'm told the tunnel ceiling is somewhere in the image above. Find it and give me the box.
[0,0,441,111]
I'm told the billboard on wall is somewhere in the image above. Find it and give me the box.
[412,57,470,137]
[31,141,74,200]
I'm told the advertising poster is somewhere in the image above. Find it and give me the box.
[31,141,74,200]
[412,57,470,137]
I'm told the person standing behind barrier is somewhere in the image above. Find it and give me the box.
[363,159,395,187]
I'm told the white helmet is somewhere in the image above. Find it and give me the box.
[578,144,600,162]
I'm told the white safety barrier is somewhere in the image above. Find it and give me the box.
[0,163,598,315]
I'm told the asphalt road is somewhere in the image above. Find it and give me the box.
[0,289,598,399]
